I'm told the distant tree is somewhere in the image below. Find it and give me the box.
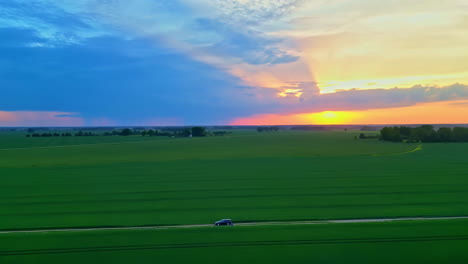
[359,133,379,140]
[158,131,172,137]
[399,126,412,138]
[437,127,453,142]
[181,128,191,137]
[26,134,31,137]
[380,127,401,142]
[453,127,468,142]
[379,125,468,143]
[414,125,438,142]
[141,131,147,136]
[147,130,155,137]
[120,128,132,136]
[27,128,35,133]
[257,126,278,132]
[191,127,207,137]
[421,125,434,131]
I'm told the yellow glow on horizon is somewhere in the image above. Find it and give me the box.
[230,100,468,126]
[322,111,336,119]
[307,111,361,125]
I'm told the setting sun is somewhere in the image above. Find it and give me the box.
[308,111,360,125]
[322,111,337,119]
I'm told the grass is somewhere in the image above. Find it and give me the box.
[0,130,174,149]
[0,129,467,263]
[0,130,413,167]
[1,219,468,263]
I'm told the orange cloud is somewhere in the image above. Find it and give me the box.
[0,111,84,127]
[0,112,17,122]
[231,100,468,125]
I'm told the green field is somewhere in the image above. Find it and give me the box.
[1,130,467,263]
[2,220,468,263]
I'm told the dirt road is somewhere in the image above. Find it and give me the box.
[1,215,467,234]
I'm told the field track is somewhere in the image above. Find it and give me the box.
[1,215,467,234]
[371,144,423,156]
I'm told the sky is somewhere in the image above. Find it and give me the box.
[0,0,467,126]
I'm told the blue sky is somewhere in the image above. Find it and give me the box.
[1,0,467,126]
[1,0,294,125]
[0,26,272,124]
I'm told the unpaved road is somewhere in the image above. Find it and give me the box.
[1,216,467,234]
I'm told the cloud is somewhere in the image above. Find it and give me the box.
[0,1,88,29]
[289,83,468,113]
[0,111,84,127]
[282,81,320,94]
[208,0,307,26]
[231,83,468,124]
[193,18,299,65]
[0,0,97,44]
[55,0,300,66]
[1,1,467,126]
[1,26,466,126]
[0,27,275,125]
[450,101,468,106]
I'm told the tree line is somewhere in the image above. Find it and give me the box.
[26,127,230,138]
[257,126,279,132]
[141,127,230,137]
[380,125,468,143]
[27,132,96,137]
[140,127,208,137]
[357,133,379,140]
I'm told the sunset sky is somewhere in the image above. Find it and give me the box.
[1,0,467,126]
